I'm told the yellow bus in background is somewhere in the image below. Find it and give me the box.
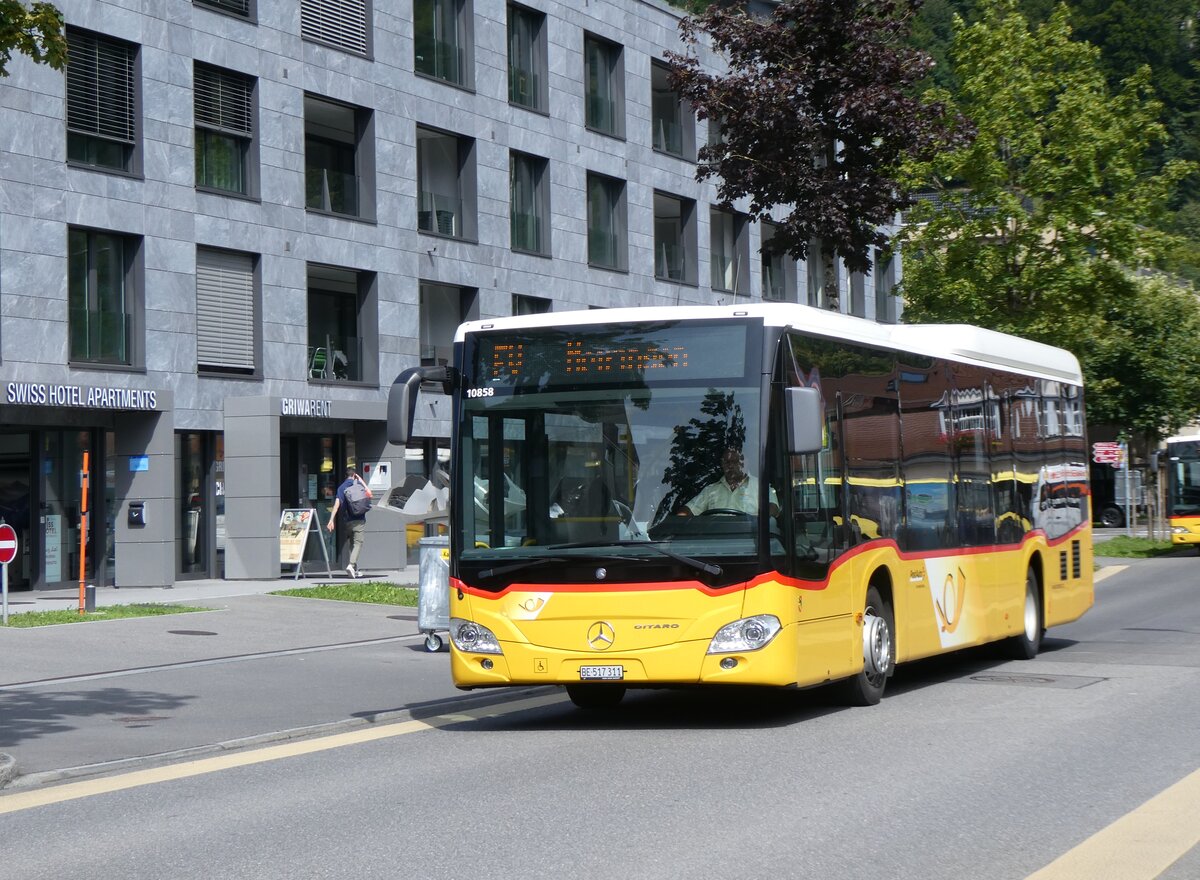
[389,303,1094,709]
[1165,434,1200,550]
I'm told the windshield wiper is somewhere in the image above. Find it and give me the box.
[536,539,722,577]
[478,556,565,580]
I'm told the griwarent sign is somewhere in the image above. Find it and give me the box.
[5,382,159,410]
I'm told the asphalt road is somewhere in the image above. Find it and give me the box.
[1,554,1197,880]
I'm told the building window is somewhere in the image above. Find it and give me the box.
[418,125,475,239]
[513,294,550,315]
[875,249,897,323]
[194,0,253,18]
[510,151,549,255]
[651,60,692,159]
[307,264,376,384]
[301,0,369,56]
[508,4,546,112]
[68,228,140,366]
[586,172,626,271]
[194,63,255,196]
[709,207,748,294]
[760,221,794,301]
[415,0,470,87]
[196,247,258,374]
[849,271,867,317]
[807,239,839,310]
[420,282,477,366]
[584,34,623,137]
[654,192,696,284]
[66,29,138,173]
[305,94,374,220]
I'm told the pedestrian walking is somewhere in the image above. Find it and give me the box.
[327,465,373,578]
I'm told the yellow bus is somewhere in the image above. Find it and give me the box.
[388,303,1094,709]
[1165,434,1200,550]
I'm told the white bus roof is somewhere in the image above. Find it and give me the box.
[456,302,1084,385]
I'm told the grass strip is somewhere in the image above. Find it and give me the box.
[270,582,418,607]
[2,604,207,628]
[1095,536,1180,558]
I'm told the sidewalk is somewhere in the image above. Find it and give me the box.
[1,567,421,616]
[0,566,433,790]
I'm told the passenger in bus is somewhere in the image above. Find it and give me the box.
[677,446,779,517]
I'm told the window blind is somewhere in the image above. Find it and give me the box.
[196,249,255,371]
[194,64,252,136]
[301,0,368,55]
[66,30,135,143]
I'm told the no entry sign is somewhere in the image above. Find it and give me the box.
[0,523,17,565]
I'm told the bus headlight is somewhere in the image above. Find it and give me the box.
[707,615,782,654]
[450,618,503,654]
[1172,526,1188,535]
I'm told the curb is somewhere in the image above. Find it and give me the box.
[0,752,15,789]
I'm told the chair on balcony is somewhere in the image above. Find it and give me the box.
[309,347,328,379]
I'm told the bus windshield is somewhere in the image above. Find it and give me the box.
[456,321,772,580]
[1168,440,1200,517]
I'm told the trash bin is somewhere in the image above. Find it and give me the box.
[417,535,450,652]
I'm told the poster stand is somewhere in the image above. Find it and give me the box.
[278,508,334,580]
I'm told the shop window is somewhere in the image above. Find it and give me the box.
[307,263,376,384]
[301,0,369,56]
[654,191,696,284]
[508,4,546,112]
[586,172,626,270]
[194,62,256,196]
[415,0,471,87]
[68,227,142,367]
[584,33,623,137]
[305,94,375,220]
[418,125,476,239]
[66,28,139,174]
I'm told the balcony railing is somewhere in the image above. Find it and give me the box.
[308,334,363,382]
[306,167,360,217]
[511,210,542,253]
[588,229,620,268]
[653,117,683,156]
[418,191,462,237]
[509,67,540,109]
[415,35,466,85]
[711,254,739,291]
[656,242,684,281]
[586,94,619,134]
[69,307,130,365]
[762,260,786,300]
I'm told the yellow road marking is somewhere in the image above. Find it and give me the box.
[1027,767,1200,880]
[1094,565,1127,583]
[0,693,564,815]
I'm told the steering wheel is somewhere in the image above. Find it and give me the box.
[698,507,748,517]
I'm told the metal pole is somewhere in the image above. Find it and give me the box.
[1123,444,1132,537]
[2,563,8,626]
[78,450,90,614]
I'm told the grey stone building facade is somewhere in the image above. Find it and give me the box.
[0,0,899,590]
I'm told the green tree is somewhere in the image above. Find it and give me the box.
[1084,275,1200,439]
[0,1,65,77]
[667,0,966,273]
[898,0,1197,438]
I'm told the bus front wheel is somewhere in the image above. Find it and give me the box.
[1002,568,1043,660]
[565,684,626,710]
[841,585,894,707]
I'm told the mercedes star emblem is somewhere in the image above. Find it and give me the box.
[587,621,615,650]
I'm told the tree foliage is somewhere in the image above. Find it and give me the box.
[898,0,1199,439]
[666,0,967,273]
[0,1,66,77]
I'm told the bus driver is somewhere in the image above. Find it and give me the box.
[678,446,779,518]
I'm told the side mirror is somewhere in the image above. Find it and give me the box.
[387,366,455,445]
[785,387,825,455]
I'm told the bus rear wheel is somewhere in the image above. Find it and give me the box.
[1002,568,1043,660]
[840,585,894,707]
[565,683,626,710]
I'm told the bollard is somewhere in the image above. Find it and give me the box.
[85,584,96,612]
